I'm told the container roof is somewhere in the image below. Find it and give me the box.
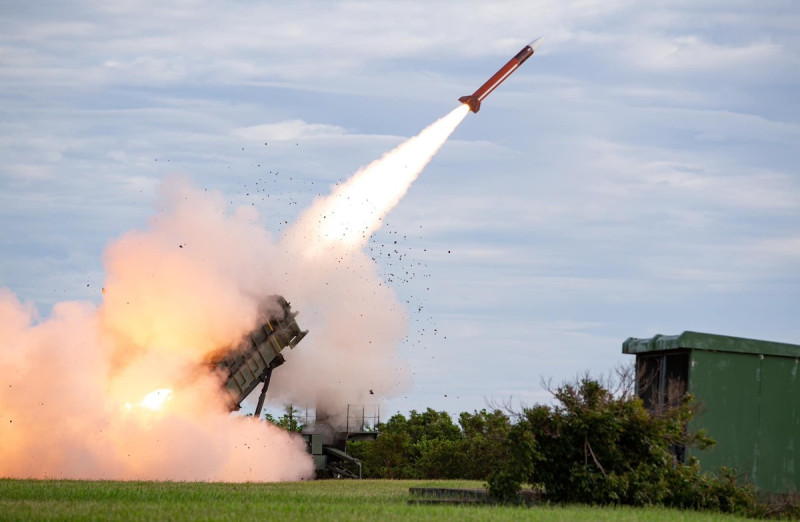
[622,331,800,358]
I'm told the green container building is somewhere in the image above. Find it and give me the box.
[623,331,800,493]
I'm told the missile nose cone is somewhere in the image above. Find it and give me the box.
[529,36,544,51]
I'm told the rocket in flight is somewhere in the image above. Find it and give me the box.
[459,37,543,113]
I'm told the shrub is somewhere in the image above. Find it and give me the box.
[487,374,759,516]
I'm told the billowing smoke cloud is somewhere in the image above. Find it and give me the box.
[0,189,313,480]
[0,105,468,479]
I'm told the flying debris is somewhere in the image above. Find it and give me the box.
[459,37,543,113]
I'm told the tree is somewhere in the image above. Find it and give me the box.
[349,408,512,480]
[382,408,461,445]
[263,404,304,433]
[352,432,412,478]
[458,409,511,479]
[349,409,463,478]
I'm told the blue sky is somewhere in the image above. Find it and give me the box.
[2,0,799,417]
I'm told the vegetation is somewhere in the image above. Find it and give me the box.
[263,404,305,433]
[0,479,754,521]
[346,408,510,480]
[338,370,798,518]
[485,376,758,516]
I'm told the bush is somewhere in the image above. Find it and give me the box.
[487,374,760,516]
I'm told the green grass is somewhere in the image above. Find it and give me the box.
[0,479,752,521]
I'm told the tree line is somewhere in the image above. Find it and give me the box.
[265,373,799,518]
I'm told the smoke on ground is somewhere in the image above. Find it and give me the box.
[0,105,468,480]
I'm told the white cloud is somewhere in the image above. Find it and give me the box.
[234,120,347,142]
[626,35,783,72]
[587,139,800,212]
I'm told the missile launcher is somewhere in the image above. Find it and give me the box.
[210,295,307,414]
[210,295,372,478]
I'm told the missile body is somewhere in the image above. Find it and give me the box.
[459,37,543,113]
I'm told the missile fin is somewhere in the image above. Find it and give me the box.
[458,95,481,113]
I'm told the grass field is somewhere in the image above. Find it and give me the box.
[0,478,753,521]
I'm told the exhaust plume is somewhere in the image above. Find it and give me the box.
[0,105,468,479]
[269,105,470,421]
[289,105,470,254]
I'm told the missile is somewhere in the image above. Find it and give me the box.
[458,37,543,113]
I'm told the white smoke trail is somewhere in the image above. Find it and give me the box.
[267,105,470,418]
[287,105,470,256]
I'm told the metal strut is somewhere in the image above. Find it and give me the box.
[253,366,274,418]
